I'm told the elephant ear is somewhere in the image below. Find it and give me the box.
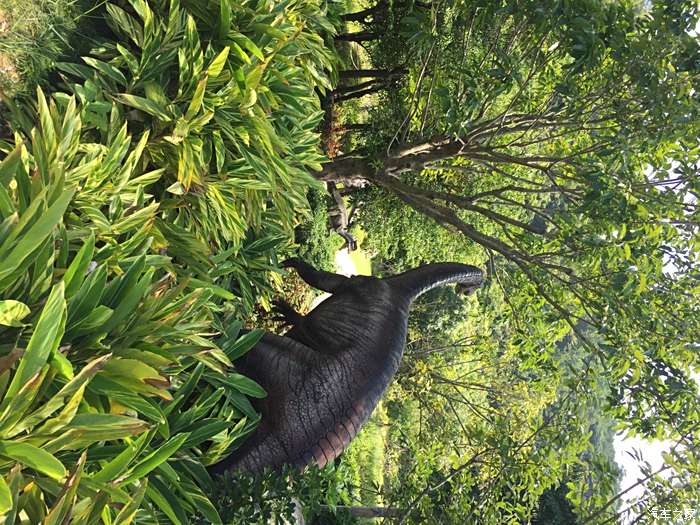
[233,333,322,398]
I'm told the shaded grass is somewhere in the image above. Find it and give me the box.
[0,0,80,98]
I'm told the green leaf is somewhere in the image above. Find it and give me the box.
[44,414,149,452]
[147,477,187,525]
[207,47,230,78]
[0,476,11,515]
[69,305,114,335]
[218,0,231,41]
[0,368,47,435]
[0,187,75,286]
[115,94,171,121]
[63,233,95,298]
[33,383,86,436]
[102,268,154,333]
[0,144,21,187]
[212,130,225,173]
[186,76,208,120]
[178,480,222,524]
[122,433,190,483]
[43,453,85,525]
[222,373,266,398]
[83,57,128,86]
[239,88,257,110]
[181,419,232,448]
[232,33,264,61]
[166,181,185,195]
[5,282,66,400]
[223,330,264,360]
[0,441,66,480]
[112,480,148,525]
[91,432,151,483]
[0,300,30,327]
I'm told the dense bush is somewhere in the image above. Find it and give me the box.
[0,0,340,521]
[293,187,344,272]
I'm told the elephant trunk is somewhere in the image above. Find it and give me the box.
[388,263,484,304]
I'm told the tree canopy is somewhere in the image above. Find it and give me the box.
[326,0,700,522]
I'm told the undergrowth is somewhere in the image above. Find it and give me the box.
[0,0,342,521]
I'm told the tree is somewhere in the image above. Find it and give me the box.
[327,0,699,435]
[324,0,700,522]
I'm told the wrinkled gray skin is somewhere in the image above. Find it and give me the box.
[207,260,484,474]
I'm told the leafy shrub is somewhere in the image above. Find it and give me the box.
[0,0,340,520]
[293,187,344,272]
[3,0,338,313]
[199,465,355,525]
[0,86,278,522]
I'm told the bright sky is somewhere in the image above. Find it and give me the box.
[614,373,700,523]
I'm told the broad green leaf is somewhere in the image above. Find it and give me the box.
[67,265,107,326]
[231,33,264,61]
[0,144,21,186]
[4,282,65,400]
[166,181,185,195]
[0,188,75,285]
[44,414,149,452]
[63,232,95,299]
[115,94,171,121]
[102,358,163,382]
[112,480,148,525]
[36,88,57,157]
[220,373,266,398]
[178,480,222,524]
[186,277,234,300]
[181,419,232,448]
[49,350,74,380]
[223,329,264,360]
[207,47,229,78]
[147,477,187,525]
[122,432,190,483]
[92,432,151,483]
[102,268,154,333]
[164,364,203,416]
[43,453,86,525]
[186,76,208,120]
[0,476,11,515]
[0,300,30,327]
[34,383,86,436]
[83,57,128,86]
[69,305,113,335]
[239,88,257,110]
[218,0,231,41]
[0,440,66,480]
[0,368,47,435]
[18,355,111,434]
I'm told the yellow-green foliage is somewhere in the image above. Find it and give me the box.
[0,0,340,520]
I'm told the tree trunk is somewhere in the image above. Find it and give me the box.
[340,0,431,22]
[333,79,383,95]
[334,85,387,102]
[340,4,383,22]
[319,505,401,518]
[339,68,407,80]
[336,32,379,42]
[331,123,370,133]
